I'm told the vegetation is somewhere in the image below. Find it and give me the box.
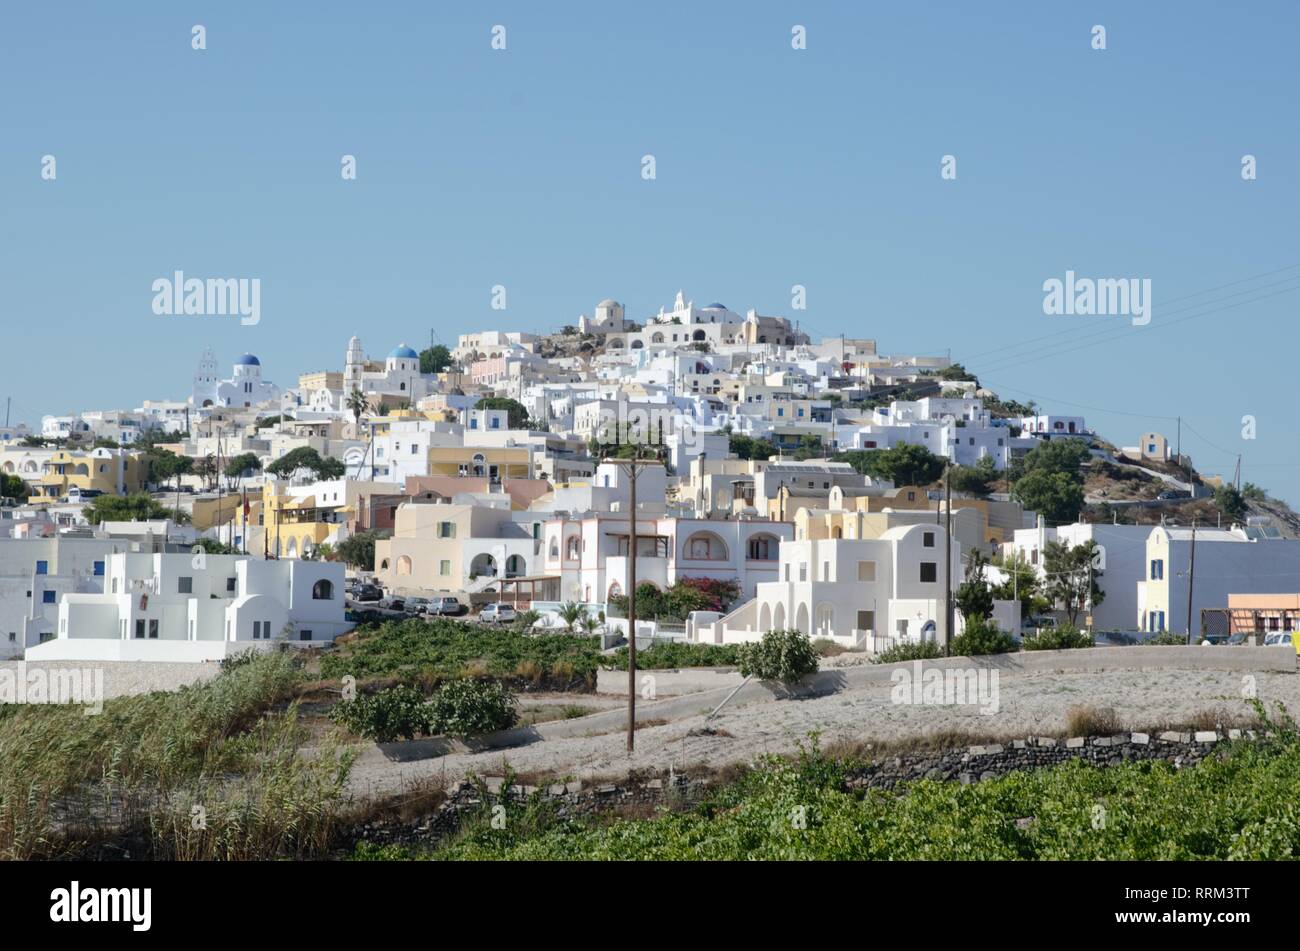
[0,651,352,860]
[1022,623,1095,651]
[1214,484,1248,521]
[426,708,1300,859]
[606,641,743,670]
[607,579,740,623]
[872,640,943,664]
[474,396,529,429]
[736,630,819,683]
[336,529,389,571]
[0,473,28,500]
[318,618,604,688]
[419,344,453,375]
[950,616,1018,656]
[947,456,998,496]
[1042,540,1105,625]
[266,446,346,480]
[729,433,777,461]
[331,680,518,742]
[835,443,946,487]
[1010,438,1091,524]
[83,492,187,525]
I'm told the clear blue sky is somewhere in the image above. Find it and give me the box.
[4,2,1299,501]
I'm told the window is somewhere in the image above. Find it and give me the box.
[42,591,55,604]
[920,562,937,583]
[7,632,14,643]
[439,560,451,576]
[35,560,48,575]
[178,576,193,594]
[906,491,915,501]
[135,620,145,639]
[856,610,875,631]
[566,536,581,559]
[312,579,334,600]
[923,531,935,548]
[227,577,237,593]
[1150,559,1164,580]
[300,630,312,641]
[148,619,159,639]
[857,561,876,582]
[438,521,456,538]
[822,561,830,581]
[93,561,104,576]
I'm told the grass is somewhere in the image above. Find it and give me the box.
[408,702,1300,861]
[320,618,604,689]
[0,650,354,860]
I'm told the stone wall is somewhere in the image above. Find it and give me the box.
[343,727,1261,851]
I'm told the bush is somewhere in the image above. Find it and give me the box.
[1149,630,1190,646]
[427,679,518,739]
[1021,623,1094,651]
[872,640,943,664]
[736,630,819,683]
[949,617,1018,656]
[330,685,432,742]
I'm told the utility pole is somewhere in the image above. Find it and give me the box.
[627,460,638,752]
[944,462,953,653]
[1185,518,1198,643]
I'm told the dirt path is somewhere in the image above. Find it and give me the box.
[342,666,1299,800]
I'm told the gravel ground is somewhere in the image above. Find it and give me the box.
[343,666,1299,799]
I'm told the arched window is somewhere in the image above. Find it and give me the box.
[566,536,581,560]
[396,555,412,575]
[312,579,334,600]
[549,538,559,558]
[685,532,728,561]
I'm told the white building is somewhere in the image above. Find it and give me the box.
[27,552,347,663]
[191,351,281,409]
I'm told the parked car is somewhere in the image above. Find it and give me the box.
[1157,489,1191,501]
[1263,632,1300,654]
[428,597,468,617]
[479,603,518,624]
[1227,632,1251,646]
[378,597,406,613]
[352,584,383,603]
[1093,630,1137,646]
[1199,634,1229,646]
[403,597,432,616]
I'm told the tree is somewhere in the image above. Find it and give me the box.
[194,454,219,491]
[419,345,453,374]
[0,473,28,501]
[937,363,978,384]
[345,388,370,433]
[1012,469,1085,525]
[336,530,388,571]
[265,446,345,480]
[954,551,994,622]
[83,493,188,525]
[223,452,262,491]
[792,435,824,461]
[1214,484,1247,521]
[860,443,946,487]
[990,551,1048,620]
[474,397,528,429]
[1241,482,1267,502]
[1042,540,1105,625]
[947,456,998,496]
[557,601,585,632]
[1012,438,1091,482]
[729,434,777,461]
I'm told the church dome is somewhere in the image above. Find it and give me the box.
[703,302,727,310]
[389,344,419,359]
[234,353,260,366]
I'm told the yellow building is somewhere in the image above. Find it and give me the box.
[28,448,147,504]
[426,445,532,482]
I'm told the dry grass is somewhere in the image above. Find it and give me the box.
[1065,704,1123,737]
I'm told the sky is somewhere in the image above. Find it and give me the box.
[3,2,1299,500]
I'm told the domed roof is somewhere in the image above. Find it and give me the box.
[234,353,260,366]
[702,302,727,310]
[597,298,621,308]
[389,344,419,359]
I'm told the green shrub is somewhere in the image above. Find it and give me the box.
[330,685,432,742]
[872,639,943,664]
[949,616,1018,656]
[737,630,819,683]
[606,641,742,670]
[427,679,518,739]
[1021,623,1094,651]
[1148,630,1190,646]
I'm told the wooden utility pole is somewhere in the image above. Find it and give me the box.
[626,460,638,752]
[944,462,953,652]
[1185,518,1198,643]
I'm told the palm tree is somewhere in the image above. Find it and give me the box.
[345,388,371,478]
[557,601,584,633]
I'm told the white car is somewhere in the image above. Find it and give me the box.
[479,603,518,624]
